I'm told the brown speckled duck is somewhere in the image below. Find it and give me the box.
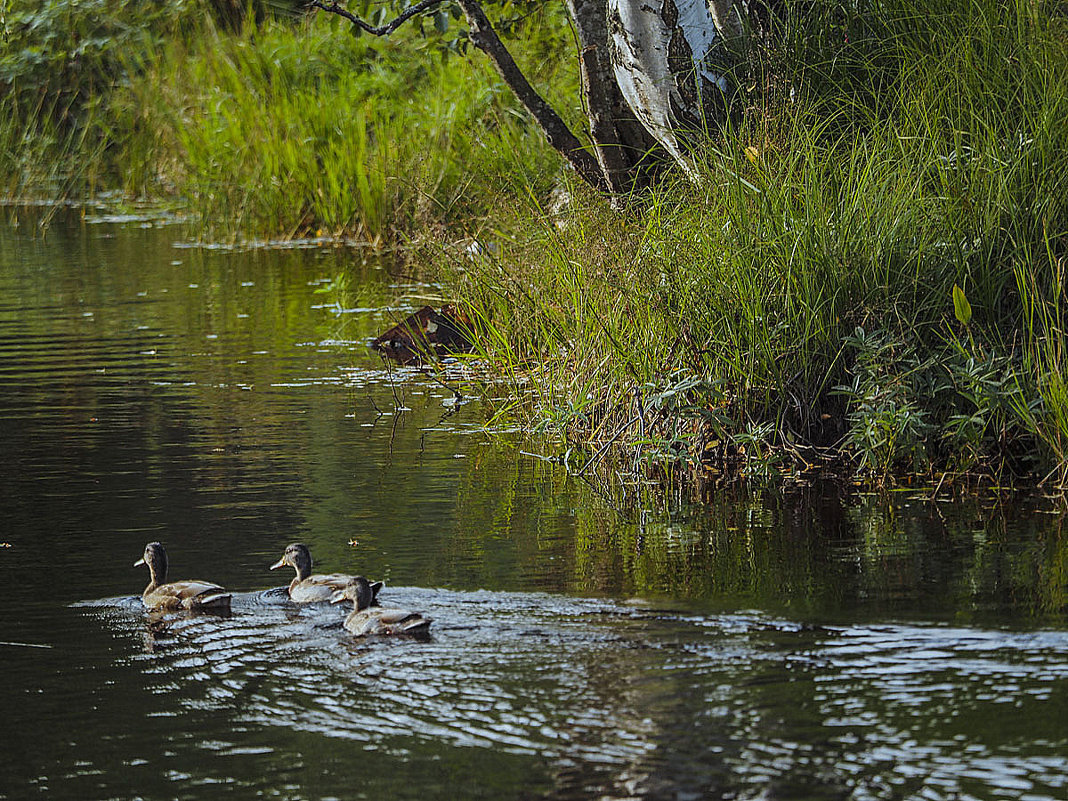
[330,576,431,637]
[134,541,231,612]
[269,542,382,604]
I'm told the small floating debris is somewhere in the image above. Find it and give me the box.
[371,305,472,365]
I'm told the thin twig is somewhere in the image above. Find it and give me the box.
[308,0,447,36]
[632,387,645,475]
[520,450,559,463]
[423,367,463,400]
[929,470,948,500]
[381,355,402,410]
[576,415,640,476]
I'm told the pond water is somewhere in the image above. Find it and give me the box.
[1,206,1066,800]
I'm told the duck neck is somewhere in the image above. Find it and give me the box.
[145,559,166,594]
[289,565,311,592]
[293,554,312,583]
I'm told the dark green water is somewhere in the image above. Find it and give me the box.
[1,207,1066,800]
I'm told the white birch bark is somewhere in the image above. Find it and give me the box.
[607,0,735,178]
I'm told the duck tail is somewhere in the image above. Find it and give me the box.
[369,580,385,607]
[195,592,233,610]
[401,615,432,636]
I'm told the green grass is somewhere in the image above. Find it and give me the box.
[132,12,573,240]
[0,0,203,196]
[2,2,574,240]
[448,0,1068,487]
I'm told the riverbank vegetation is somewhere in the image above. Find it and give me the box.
[449,0,1068,491]
[1,0,569,234]
[2,0,1066,489]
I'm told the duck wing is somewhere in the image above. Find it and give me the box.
[289,573,355,602]
[346,607,431,636]
[292,574,385,604]
[145,580,231,611]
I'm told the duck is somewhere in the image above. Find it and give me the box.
[134,541,232,612]
[269,542,383,604]
[330,576,432,637]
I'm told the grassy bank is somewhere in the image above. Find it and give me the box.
[445,0,1068,489]
[3,0,1066,488]
[116,15,572,241]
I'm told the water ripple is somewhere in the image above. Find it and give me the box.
[68,591,1068,800]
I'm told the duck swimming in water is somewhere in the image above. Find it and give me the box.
[330,576,431,637]
[269,542,382,604]
[134,541,231,612]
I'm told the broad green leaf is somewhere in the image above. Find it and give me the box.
[952,284,972,326]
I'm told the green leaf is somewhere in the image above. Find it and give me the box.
[952,284,972,326]
[433,10,449,33]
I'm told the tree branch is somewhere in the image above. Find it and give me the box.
[307,0,446,37]
[455,0,608,191]
[309,0,610,192]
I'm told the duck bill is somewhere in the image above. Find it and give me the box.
[133,557,145,567]
[269,557,286,570]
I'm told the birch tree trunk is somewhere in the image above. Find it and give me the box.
[608,0,737,178]
[565,0,668,192]
[312,0,745,190]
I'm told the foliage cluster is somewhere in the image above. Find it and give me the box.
[2,0,1065,487]
[0,0,193,193]
[450,0,1068,487]
[117,12,569,240]
[0,0,572,238]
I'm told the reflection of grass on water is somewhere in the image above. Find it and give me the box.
[564,482,1068,621]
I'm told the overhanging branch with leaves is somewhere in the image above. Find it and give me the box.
[308,0,610,191]
[307,0,446,37]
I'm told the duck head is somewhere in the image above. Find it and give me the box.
[269,542,312,580]
[330,576,375,611]
[134,541,168,585]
